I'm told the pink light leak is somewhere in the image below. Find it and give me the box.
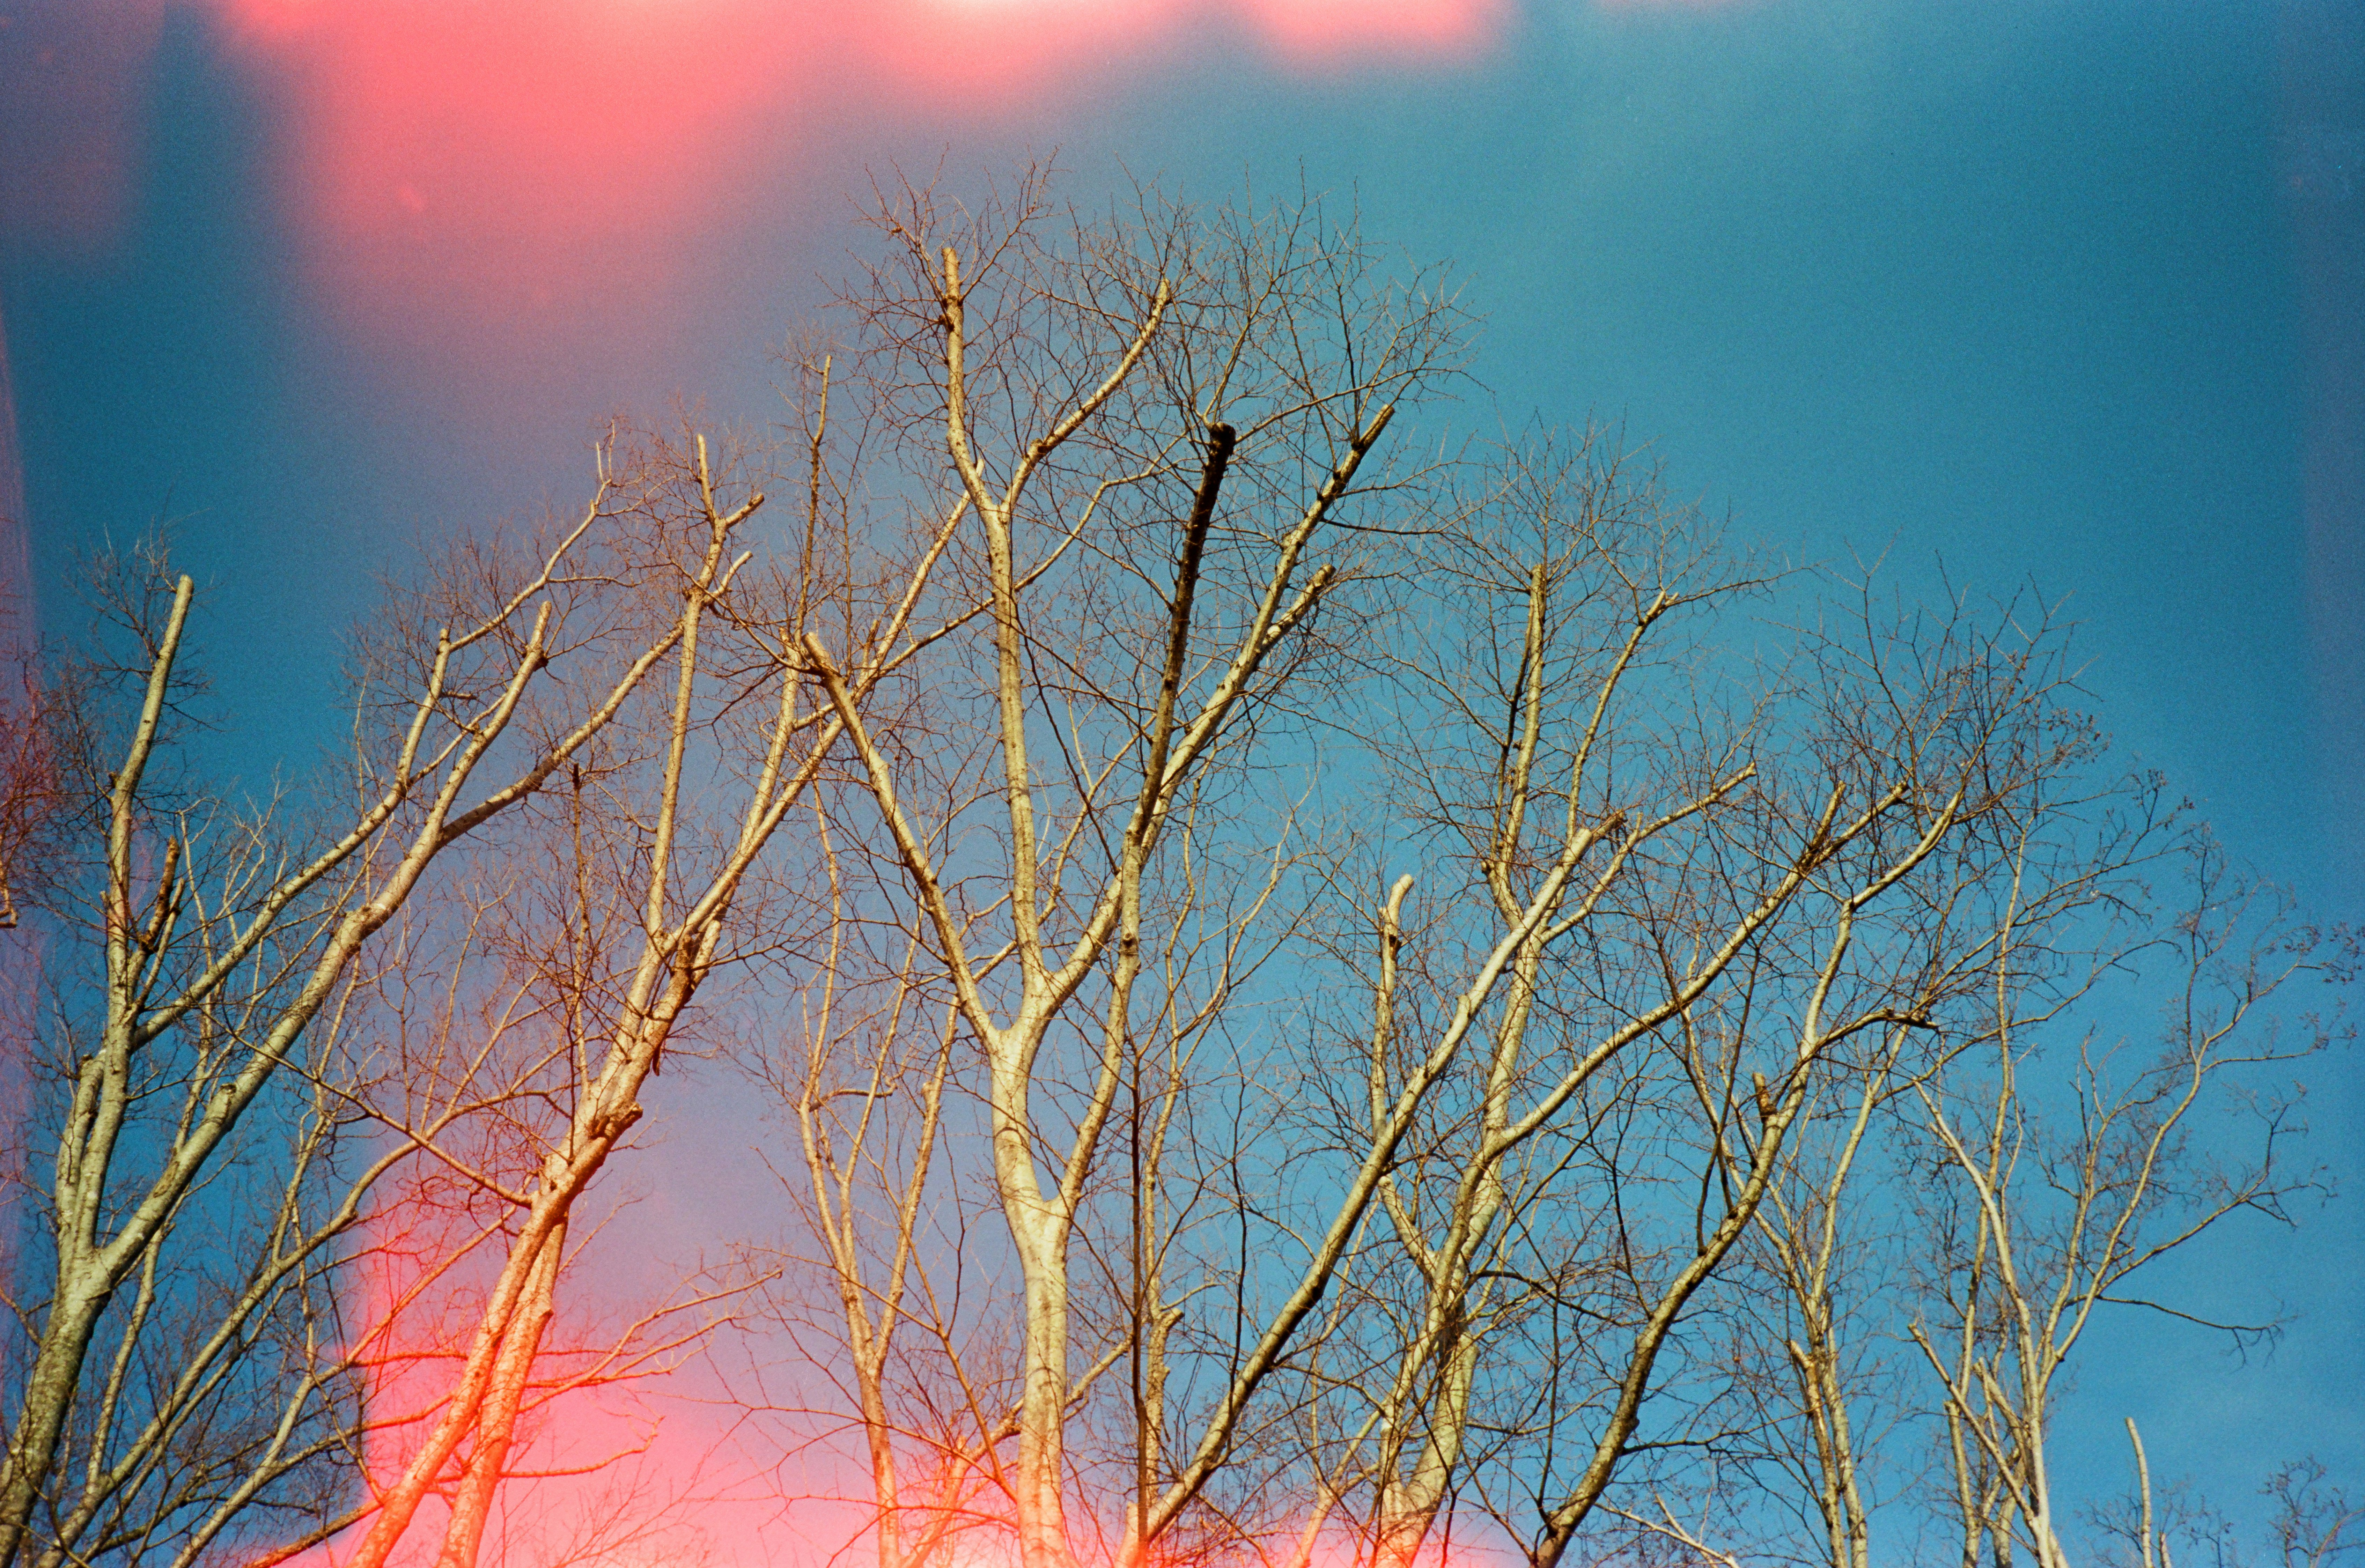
[196,0,1506,371]
[273,1153,800,1568]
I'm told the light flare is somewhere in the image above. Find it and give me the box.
[14,3,1704,1561]
[200,0,1509,361]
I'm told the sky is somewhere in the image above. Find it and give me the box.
[1,0,2360,1560]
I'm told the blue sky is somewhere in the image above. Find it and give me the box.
[2,0,2358,1552]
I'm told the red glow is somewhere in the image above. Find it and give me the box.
[190,0,1509,371]
[268,1157,788,1568]
[12,6,1587,1561]
[1232,0,1504,63]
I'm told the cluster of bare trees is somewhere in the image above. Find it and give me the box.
[0,175,2345,1568]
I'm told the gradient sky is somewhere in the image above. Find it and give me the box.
[2,0,2360,1558]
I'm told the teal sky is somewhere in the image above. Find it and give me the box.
[2,0,2358,1550]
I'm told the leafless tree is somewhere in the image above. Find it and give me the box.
[0,398,960,1568]
[9,168,2343,1568]
[1267,448,2125,1568]
[0,466,697,1568]
[769,171,1469,1568]
[0,608,63,932]
[2258,1459,2364,1568]
[749,178,2352,1568]
[327,399,972,1568]
[1708,671,2171,1568]
[1908,844,2341,1568]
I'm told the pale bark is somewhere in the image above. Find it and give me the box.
[344,424,947,1568]
[1762,1070,1885,1568]
[1906,850,2330,1568]
[434,1221,566,1568]
[1528,794,1965,1568]
[794,901,960,1568]
[1324,515,1976,1568]
[815,269,1413,1568]
[0,479,682,1568]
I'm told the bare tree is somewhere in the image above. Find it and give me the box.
[0,607,62,931]
[2259,1459,2364,1568]
[1265,447,2121,1568]
[1909,844,2341,1568]
[329,402,967,1568]
[753,181,2346,1568]
[2080,1422,2363,1568]
[766,750,1291,1568]
[1717,688,2169,1568]
[10,168,2341,1568]
[0,462,695,1568]
[0,396,964,1568]
[773,172,1469,1568]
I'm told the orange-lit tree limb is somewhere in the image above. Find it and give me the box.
[0,459,698,1568]
[344,405,965,1568]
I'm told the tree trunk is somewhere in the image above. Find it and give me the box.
[0,1286,110,1568]
[435,1220,567,1568]
[1005,1189,1076,1568]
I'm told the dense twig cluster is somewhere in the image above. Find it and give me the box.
[0,173,2342,1568]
